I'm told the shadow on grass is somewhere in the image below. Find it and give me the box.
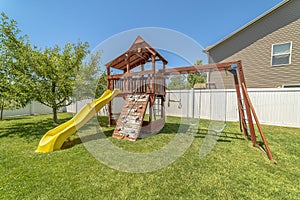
[61,120,190,150]
[61,116,114,150]
[63,120,246,150]
[0,115,111,141]
[61,133,104,150]
[159,122,190,134]
[1,113,244,151]
[0,115,72,140]
[1,116,35,122]
[61,130,115,150]
[194,128,245,142]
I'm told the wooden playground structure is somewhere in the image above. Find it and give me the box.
[105,36,274,161]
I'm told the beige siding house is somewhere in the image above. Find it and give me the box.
[205,0,300,88]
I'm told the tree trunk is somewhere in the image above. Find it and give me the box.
[0,105,3,120]
[53,106,58,124]
[52,81,58,124]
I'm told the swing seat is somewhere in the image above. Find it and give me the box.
[210,123,227,133]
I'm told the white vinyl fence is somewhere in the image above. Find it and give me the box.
[2,88,300,128]
[66,98,109,116]
[165,88,300,128]
[2,101,55,118]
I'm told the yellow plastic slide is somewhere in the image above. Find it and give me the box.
[36,89,120,153]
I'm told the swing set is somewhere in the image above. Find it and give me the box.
[162,60,274,162]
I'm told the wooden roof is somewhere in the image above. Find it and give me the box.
[105,36,168,71]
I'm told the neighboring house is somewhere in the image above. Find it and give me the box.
[205,0,300,88]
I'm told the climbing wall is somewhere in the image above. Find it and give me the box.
[112,94,149,141]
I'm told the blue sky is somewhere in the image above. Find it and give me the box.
[1,0,283,66]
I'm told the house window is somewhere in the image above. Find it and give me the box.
[271,42,292,66]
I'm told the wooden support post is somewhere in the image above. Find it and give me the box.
[151,54,156,93]
[141,64,144,93]
[237,62,257,145]
[161,97,164,118]
[149,95,154,123]
[126,52,130,93]
[141,63,144,71]
[233,73,249,138]
[241,83,274,161]
[106,66,112,126]
[106,66,111,89]
[147,75,150,93]
[163,62,166,96]
[126,53,130,73]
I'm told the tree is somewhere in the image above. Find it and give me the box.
[1,13,97,123]
[0,12,32,120]
[187,59,207,88]
[73,51,103,100]
[167,75,190,90]
[0,63,31,120]
[1,12,101,124]
[30,42,89,123]
[95,72,107,98]
[73,51,105,112]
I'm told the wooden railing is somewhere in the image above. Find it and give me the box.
[107,71,165,95]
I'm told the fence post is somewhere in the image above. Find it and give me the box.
[192,88,195,119]
[29,102,33,115]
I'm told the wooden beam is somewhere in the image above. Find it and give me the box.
[106,53,127,68]
[152,54,155,93]
[111,53,149,71]
[108,70,155,80]
[141,63,144,71]
[146,46,156,56]
[236,61,257,146]
[233,73,249,138]
[241,83,274,161]
[160,61,241,75]
[126,52,130,73]
[107,50,148,70]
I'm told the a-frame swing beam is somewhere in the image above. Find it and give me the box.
[160,60,274,162]
[234,62,274,161]
[160,61,239,75]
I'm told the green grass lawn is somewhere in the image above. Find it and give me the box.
[1,113,300,199]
